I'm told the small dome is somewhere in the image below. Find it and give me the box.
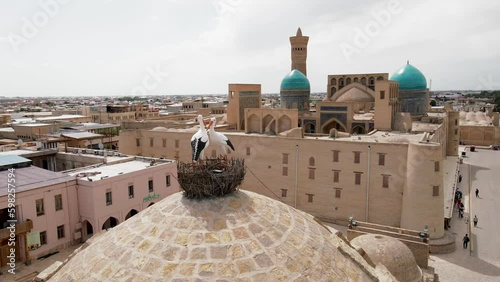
[390,62,427,91]
[336,88,374,103]
[280,69,310,91]
[351,234,422,282]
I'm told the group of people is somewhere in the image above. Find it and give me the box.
[455,189,465,218]
[456,173,481,250]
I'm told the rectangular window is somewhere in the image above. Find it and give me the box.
[135,138,140,147]
[55,194,63,211]
[333,170,340,183]
[434,161,440,172]
[175,140,179,149]
[380,91,385,99]
[433,186,439,197]
[309,168,315,180]
[36,199,44,216]
[355,172,362,185]
[57,225,65,239]
[40,231,47,245]
[333,150,339,162]
[246,147,251,156]
[128,185,134,199]
[282,167,288,176]
[454,128,458,135]
[150,138,154,147]
[106,191,112,206]
[306,193,314,203]
[378,153,385,166]
[281,189,287,198]
[382,175,390,188]
[282,154,289,165]
[354,151,360,164]
[162,138,166,147]
[335,189,341,198]
[455,119,458,126]
[166,175,171,187]
[148,179,154,192]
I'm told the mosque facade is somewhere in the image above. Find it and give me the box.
[119,27,461,241]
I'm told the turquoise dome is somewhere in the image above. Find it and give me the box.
[280,69,310,91]
[390,63,427,91]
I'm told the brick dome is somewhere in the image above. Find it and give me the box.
[49,191,393,281]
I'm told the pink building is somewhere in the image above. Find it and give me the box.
[0,155,179,266]
[66,158,179,241]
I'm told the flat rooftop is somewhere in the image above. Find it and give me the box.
[35,115,88,121]
[0,166,73,196]
[66,158,174,182]
[13,123,51,127]
[66,123,120,130]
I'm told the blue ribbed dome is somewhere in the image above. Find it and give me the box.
[280,69,310,91]
[390,62,427,91]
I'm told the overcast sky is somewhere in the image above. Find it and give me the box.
[1,0,500,97]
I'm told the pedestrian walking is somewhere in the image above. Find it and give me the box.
[463,234,470,249]
[474,215,478,227]
[475,188,479,198]
[459,209,464,219]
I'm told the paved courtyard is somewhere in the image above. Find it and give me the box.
[429,147,500,282]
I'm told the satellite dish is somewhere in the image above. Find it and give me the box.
[98,142,104,150]
[17,139,23,145]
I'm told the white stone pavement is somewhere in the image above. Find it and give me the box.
[428,147,500,282]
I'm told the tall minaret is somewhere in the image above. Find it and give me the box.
[289,27,309,76]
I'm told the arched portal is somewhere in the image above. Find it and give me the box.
[304,123,315,133]
[278,115,292,133]
[262,114,276,134]
[322,119,347,133]
[352,126,366,135]
[102,217,118,230]
[247,114,260,133]
[125,209,139,220]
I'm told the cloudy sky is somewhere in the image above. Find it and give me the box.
[1,0,500,97]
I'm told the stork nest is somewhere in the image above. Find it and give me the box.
[177,157,246,199]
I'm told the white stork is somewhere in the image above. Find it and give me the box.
[190,115,209,162]
[207,117,235,155]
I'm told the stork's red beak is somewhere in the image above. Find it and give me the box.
[206,121,213,130]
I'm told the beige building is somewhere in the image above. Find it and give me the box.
[226,84,262,131]
[89,104,159,124]
[119,110,459,240]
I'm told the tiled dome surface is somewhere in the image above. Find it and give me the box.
[50,191,383,281]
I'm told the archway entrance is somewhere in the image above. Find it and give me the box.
[125,209,139,220]
[304,123,316,133]
[352,126,366,135]
[102,217,118,230]
[322,119,346,133]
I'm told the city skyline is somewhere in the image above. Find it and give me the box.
[1,0,500,97]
